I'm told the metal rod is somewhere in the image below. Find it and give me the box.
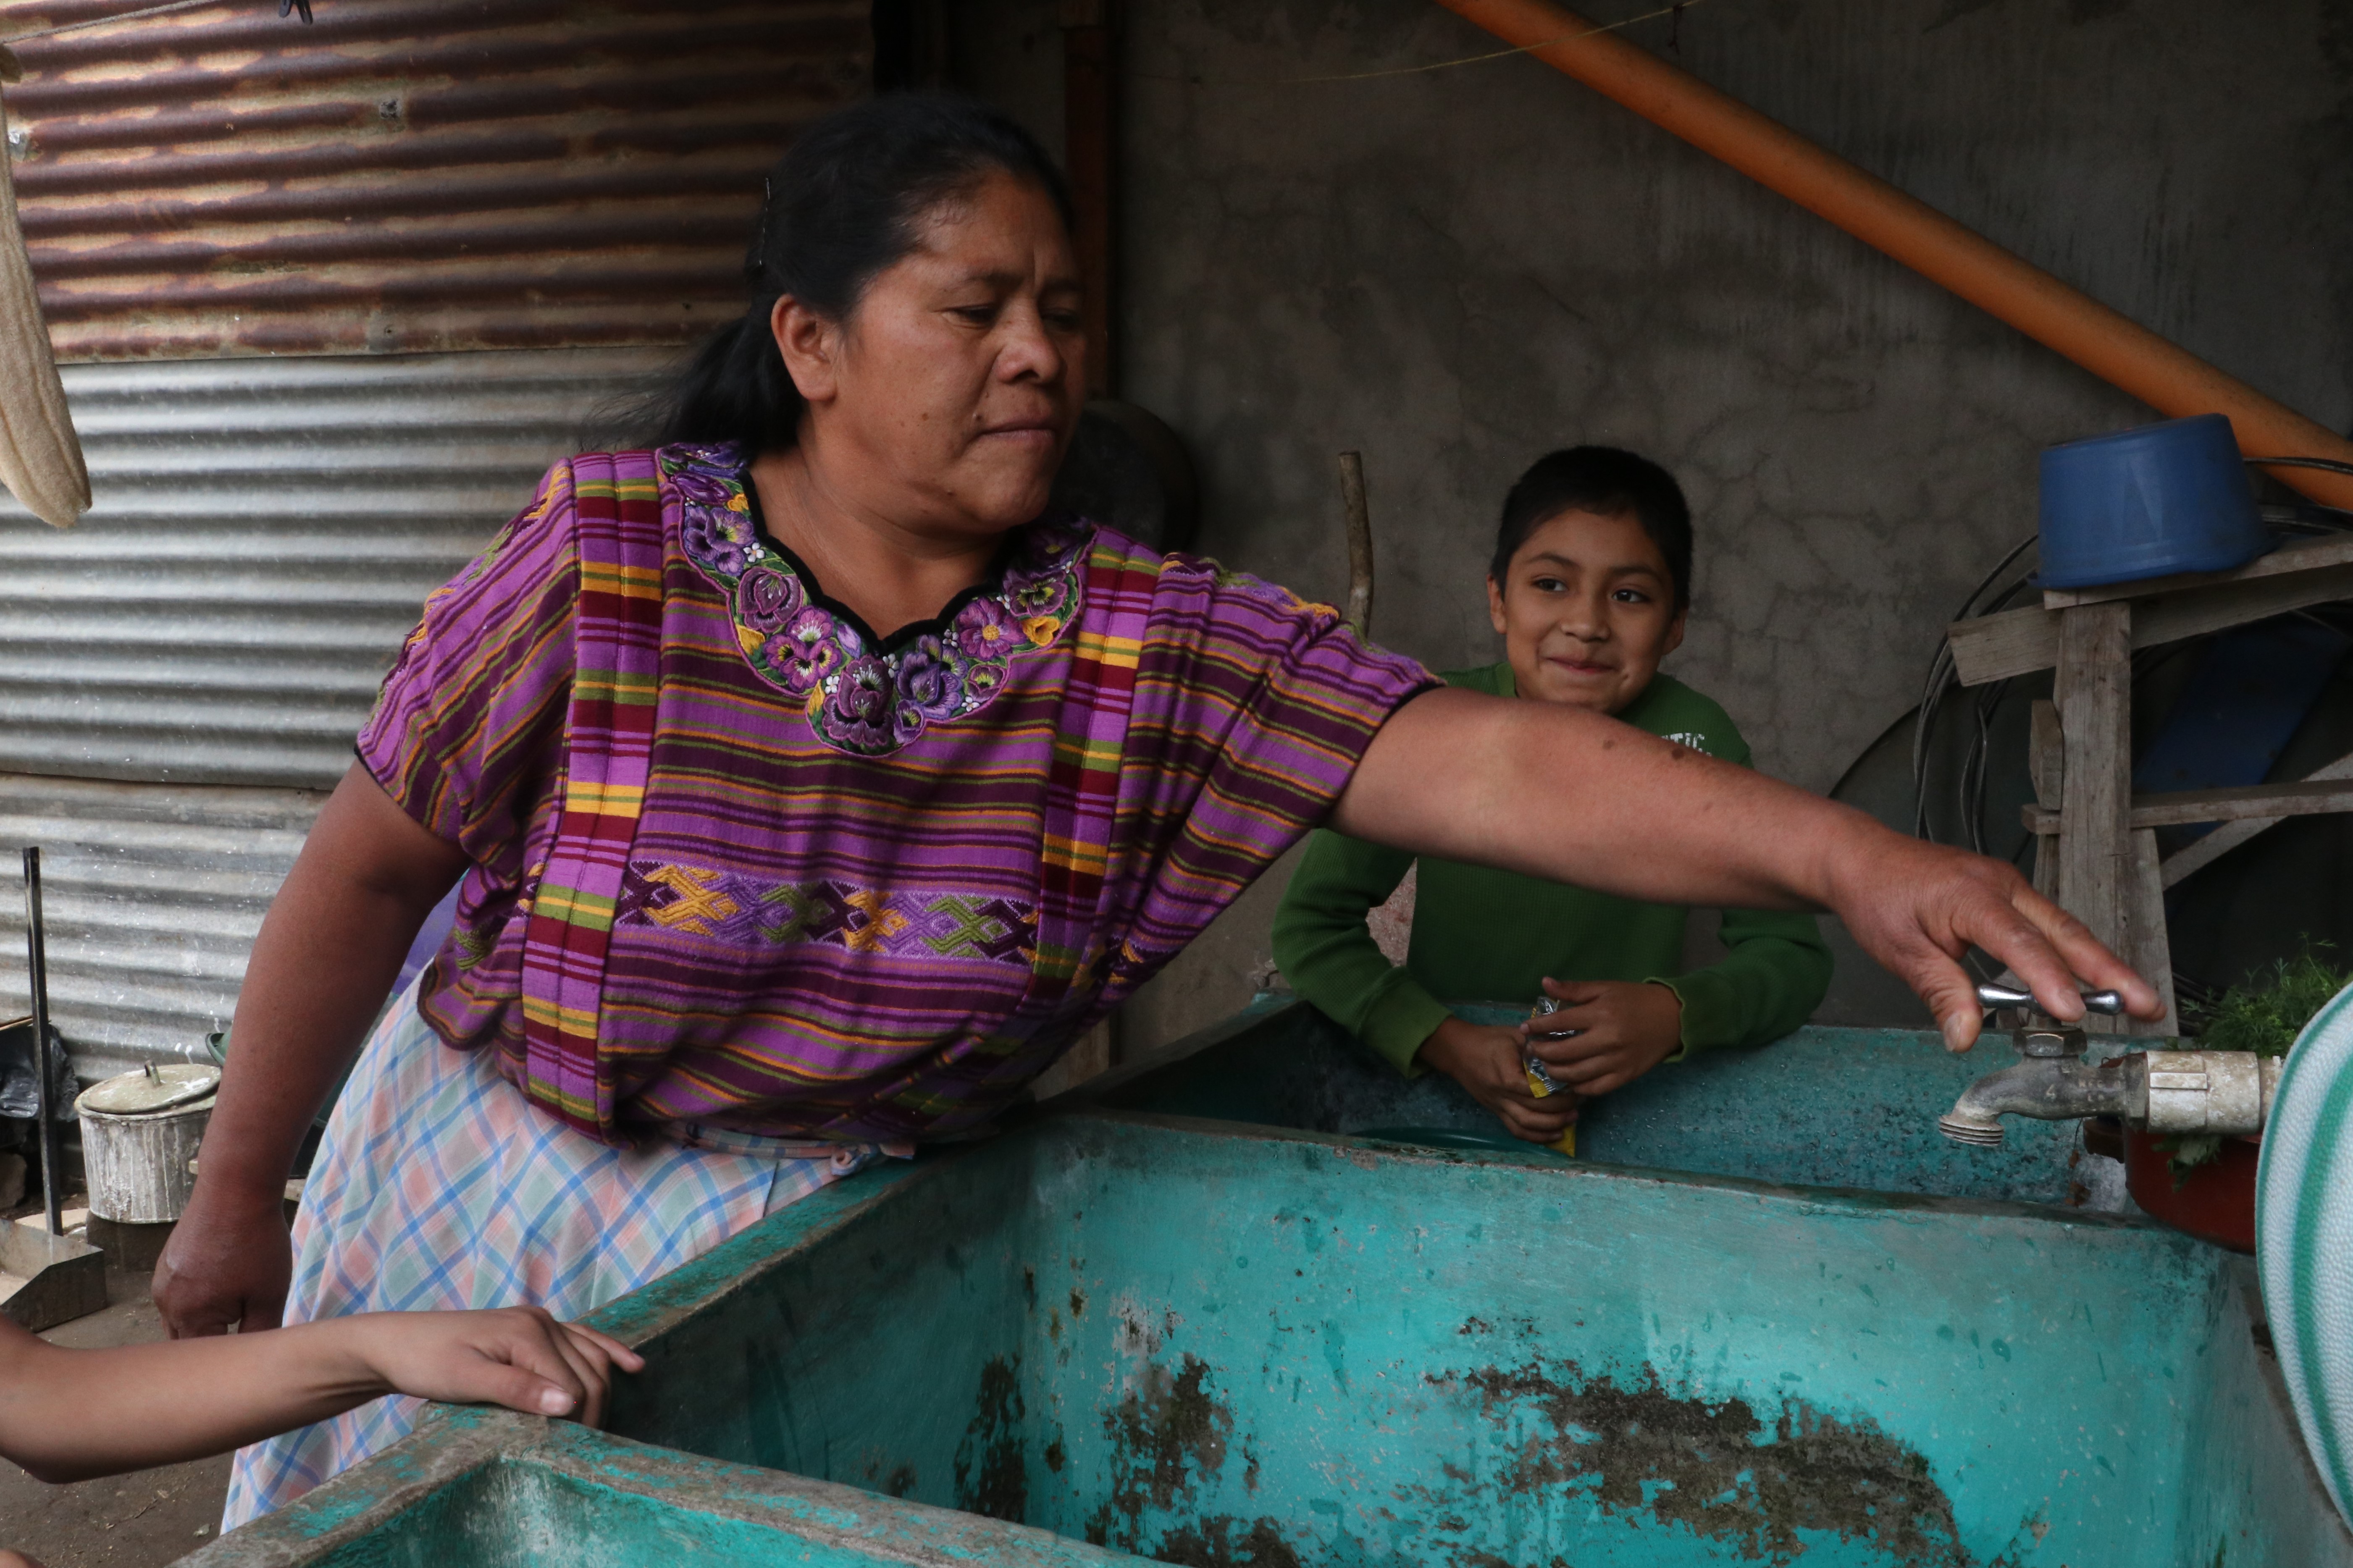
[21,847,60,1235]
[1337,451,1374,640]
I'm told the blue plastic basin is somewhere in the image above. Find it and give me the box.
[2039,413,2270,588]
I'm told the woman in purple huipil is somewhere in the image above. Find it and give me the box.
[152,97,2157,1526]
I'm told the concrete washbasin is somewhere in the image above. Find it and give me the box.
[1090,999,2125,1208]
[189,1004,2353,1566]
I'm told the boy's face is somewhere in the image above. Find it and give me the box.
[1486,507,1686,715]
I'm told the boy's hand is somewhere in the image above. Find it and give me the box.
[346,1307,644,1428]
[1521,978,1683,1096]
[1416,1017,1579,1144]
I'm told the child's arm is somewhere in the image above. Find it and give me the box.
[1669,908,1834,1049]
[1270,828,1446,1073]
[0,1306,641,1484]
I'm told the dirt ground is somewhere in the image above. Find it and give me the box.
[0,1221,231,1568]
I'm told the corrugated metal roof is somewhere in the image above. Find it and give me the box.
[0,344,678,787]
[0,771,323,1080]
[4,0,870,360]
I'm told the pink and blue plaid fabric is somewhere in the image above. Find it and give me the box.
[221,989,872,1530]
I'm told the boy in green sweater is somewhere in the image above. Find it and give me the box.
[1272,446,1831,1146]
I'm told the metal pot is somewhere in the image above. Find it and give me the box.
[75,1063,219,1225]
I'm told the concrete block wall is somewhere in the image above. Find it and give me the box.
[957,0,2353,1050]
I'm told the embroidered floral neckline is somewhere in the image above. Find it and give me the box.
[661,443,1090,757]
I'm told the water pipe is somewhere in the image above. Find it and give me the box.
[1429,0,2353,514]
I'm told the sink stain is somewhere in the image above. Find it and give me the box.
[953,1353,1028,1523]
[1086,1352,1236,1552]
[1450,1358,1969,1568]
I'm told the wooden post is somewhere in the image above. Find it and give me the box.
[1337,451,1373,639]
[2123,828,2180,1035]
[2054,602,2132,1033]
[2026,698,2062,900]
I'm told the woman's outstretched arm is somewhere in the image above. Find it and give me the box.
[153,763,469,1339]
[1333,687,2160,1050]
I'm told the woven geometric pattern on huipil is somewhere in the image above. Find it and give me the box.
[356,443,1437,1147]
[617,860,1037,967]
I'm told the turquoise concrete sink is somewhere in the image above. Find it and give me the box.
[199,1402,1137,1567]
[1095,1000,2123,1208]
[189,1008,2353,1566]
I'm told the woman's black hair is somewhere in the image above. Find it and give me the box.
[1488,446,1694,612]
[650,93,1072,455]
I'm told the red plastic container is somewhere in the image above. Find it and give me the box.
[2122,1126,2260,1253]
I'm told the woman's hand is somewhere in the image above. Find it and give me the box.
[1820,830,2150,1051]
[1522,978,1682,1096]
[340,1308,644,1429]
[153,1180,293,1338]
[1416,1017,1579,1144]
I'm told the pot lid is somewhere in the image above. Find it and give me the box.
[76,1062,220,1117]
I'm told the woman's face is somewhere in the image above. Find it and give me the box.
[1486,507,1686,715]
[774,170,1085,539]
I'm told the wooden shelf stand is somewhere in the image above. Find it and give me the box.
[1946,535,2353,1035]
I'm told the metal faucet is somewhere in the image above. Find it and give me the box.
[1937,983,2282,1148]
[1968,981,2123,1016]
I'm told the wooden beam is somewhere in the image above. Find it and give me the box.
[1951,559,2353,686]
[2026,776,2353,834]
[2041,531,2353,610]
[2135,779,2353,827]
[2157,748,2353,889]
[1950,606,2061,688]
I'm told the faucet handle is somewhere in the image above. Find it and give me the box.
[1974,981,2124,1016]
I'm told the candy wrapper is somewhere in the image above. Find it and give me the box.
[1525,996,1576,1157]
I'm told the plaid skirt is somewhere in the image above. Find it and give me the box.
[221,987,889,1529]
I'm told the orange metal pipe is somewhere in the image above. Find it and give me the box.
[1432,0,2353,512]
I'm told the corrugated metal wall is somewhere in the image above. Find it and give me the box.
[0,1,870,1078]
[0,347,676,788]
[5,0,870,360]
[0,774,320,1082]
[0,345,676,1074]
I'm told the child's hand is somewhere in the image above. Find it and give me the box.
[344,1307,644,1428]
[1521,978,1683,1096]
[1416,1017,1579,1144]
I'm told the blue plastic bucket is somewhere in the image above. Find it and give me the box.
[2038,413,2271,589]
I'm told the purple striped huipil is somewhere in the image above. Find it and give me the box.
[360,444,1436,1145]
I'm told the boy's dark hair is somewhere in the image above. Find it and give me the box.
[649,93,1071,456]
[1488,446,1693,613]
